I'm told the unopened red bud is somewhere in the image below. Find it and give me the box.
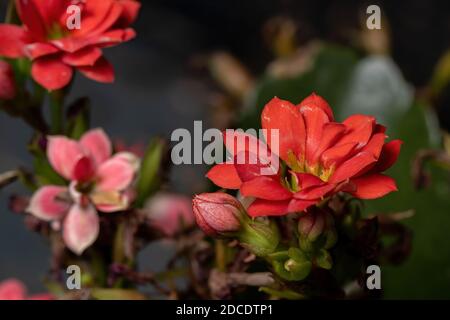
[193,192,244,236]
[298,209,325,242]
[0,61,16,100]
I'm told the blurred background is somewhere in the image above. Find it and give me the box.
[0,0,449,298]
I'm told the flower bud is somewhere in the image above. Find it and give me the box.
[269,248,312,281]
[298,208,337,252]
[193,192,244,236]
[0,61,16,100]
[239,218,280,257]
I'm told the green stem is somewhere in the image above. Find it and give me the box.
[215,240,227,272]
[50,90,64,134]
[5,0,16,23]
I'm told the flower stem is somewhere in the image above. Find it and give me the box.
[5,0,16,23]
[215,239,227,272]
[50,90,64,134]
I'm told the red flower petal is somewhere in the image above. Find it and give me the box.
[294,183,335,200]
[348,174,398,199]
[78,57,114,83]
[24,42,59,60]
[234,151,278,182]
[337,114,375,148]
[287,199,316,213]
[261,97,306,166]
[62,46,102,66]
[320,142,357,169]
[206,163,242,189]
[361,131,386,159]
[69,0,114,37]
[0,24,28,58]
[310,123,346,164]
[33,0,69,27]
[298,93,334,121]
[373,140,403,172]
[293,172,323,189]
[241,176,292,200]
[247,199,291,217]
[329,151,376,183]
[301,105,330,167]
[118,0,141,25]
[72,156,96,182]
[31,56,73,90]
[15,0,47,41]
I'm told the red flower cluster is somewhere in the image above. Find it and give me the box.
[0,0,140,90]
[207,93,402,217]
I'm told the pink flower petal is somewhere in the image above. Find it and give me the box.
[146,193,194,236]
[47,136,85,180]
[0,279,27,300]
[27,186,70,221]
[95,155,135,192]
[63,204,99,255]
[80,128,112,166]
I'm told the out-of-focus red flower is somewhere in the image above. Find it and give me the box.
[0,0,140,90]
[145,193,195,237]
[207,93,402,217]
[0,60,16,100]
[27,128,140,255]
[0,278,53,300]
[192,192,244,236]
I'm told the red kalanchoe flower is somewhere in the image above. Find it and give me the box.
[0,60,16,100]
[0,0,140,90]
[0,279,53,300]
[207,93,402,217]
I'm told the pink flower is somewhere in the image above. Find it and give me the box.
[0,278,53,300]
[27,128,140,255]
[145,193,195,237]
[0,60,16,100]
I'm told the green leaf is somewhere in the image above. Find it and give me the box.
[315,249,332,270]
[65,97,90,139]
[134,138,166,207]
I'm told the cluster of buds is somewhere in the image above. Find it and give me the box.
[193,192,340,283]
[193,193,279,257]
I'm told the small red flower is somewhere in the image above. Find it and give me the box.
[207,93,402,217]
[0,0,140,90]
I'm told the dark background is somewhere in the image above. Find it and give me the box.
[0,0,449,294]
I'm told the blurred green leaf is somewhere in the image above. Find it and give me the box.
[65,97,90,139]
[240,44,358,129]
[134,138,166,207]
